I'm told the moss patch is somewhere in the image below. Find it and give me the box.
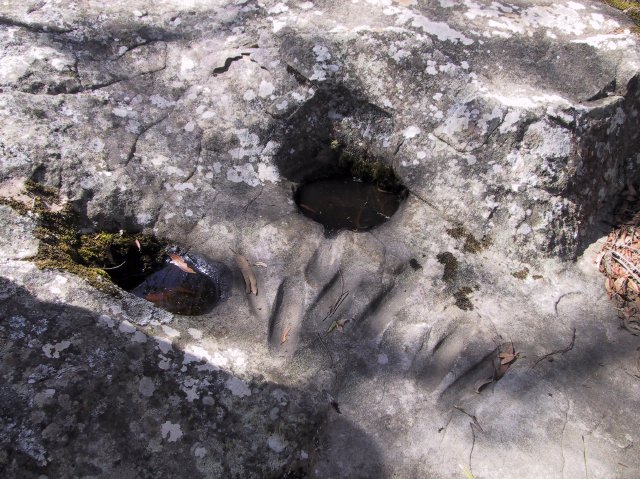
[446,225,491,254]
[436,252,458,283]
[453,287,474,311]
[603,0,640,30]
[512,268,529,280]
[332,141,404,193]
[3,181,166,294]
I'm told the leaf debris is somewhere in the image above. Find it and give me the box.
[168,253,196,274]
[234,253,258,295]
[474,343,520,393]
[280,326,291,345]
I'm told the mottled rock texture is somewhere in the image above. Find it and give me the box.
[1,1,640,478]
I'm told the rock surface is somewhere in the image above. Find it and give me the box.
[1,0,640,478]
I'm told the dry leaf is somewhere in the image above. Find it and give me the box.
[280,326,291,345]
[135,239,141,251]
[496,362,511,379]
[235,254,258,295]
[168,253,196,274]
[336,318,347,332]
[253,261,268,268]
[499,352,517,365]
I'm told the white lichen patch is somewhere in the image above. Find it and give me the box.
[267,435,287,453]
[98,314,115,328]
[161,421,183,442]
[188,328,203,339]
[572,31,636,51]
[383,6,474,45]
[138,376,156,397]
[225,376,251,397]
[463,1,622,40]
[42,340,71,359]
[227,164,260,187]
[403,125,421,139]
[259,80,275,98]
[162,325,180,338]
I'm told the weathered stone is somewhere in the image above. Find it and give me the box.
[1,1,640,478]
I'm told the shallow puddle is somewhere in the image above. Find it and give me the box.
[296,177,403,232]
[131,248,232,315]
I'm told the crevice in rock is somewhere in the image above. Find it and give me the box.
[0,15,74,34]
[212,53,250,75]
[124,113,172,166]
[585,78,617,102]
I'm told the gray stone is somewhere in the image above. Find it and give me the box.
[1,1,640,478]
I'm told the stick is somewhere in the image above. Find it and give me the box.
[531,328,576,368]
[454,405,484,432]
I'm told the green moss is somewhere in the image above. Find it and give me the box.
[3,180,166,294]
[512,268,529,280]
[436,252,458,283]
[331,140,404,193]
[603,0,640,29]
[24,179,58,199]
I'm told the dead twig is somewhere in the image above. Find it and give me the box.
[531,328,576,368]
[454,405,484,433]
[609,250,640,286]
[100,260,126,271]
[322,270,349,322]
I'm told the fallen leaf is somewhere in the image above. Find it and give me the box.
[496,362,510,379]
[235,254,258,295]
[280,326,291,345]
[327,320,338,333]
[253,261,268,268]
[336,318,348,332]
[474,377,494,394]
[135,239,141,251]
[168,253,196,274]
[499,352,517,365]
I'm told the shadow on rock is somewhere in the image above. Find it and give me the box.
[0,276,382,479]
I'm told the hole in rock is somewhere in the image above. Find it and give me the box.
[296,177,404,233]
[293,143,406,233]
[7,180,233,315]
[131,246,233,316]
[273,86,406,232]
[76,234,232,315]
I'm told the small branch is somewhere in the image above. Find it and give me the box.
[100,260,126,271]
[454,405,484,432]
[609,250,640,285]
[531,328,576,368]
[468,422,478,476]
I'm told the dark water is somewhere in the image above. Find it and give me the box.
[131,248,232,315]
[296,178,403,232]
